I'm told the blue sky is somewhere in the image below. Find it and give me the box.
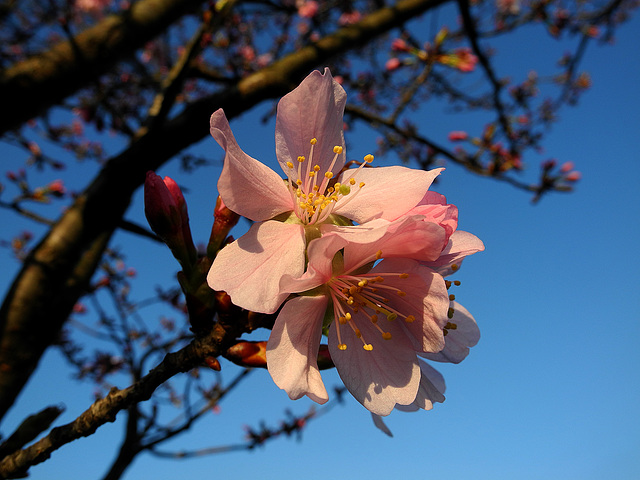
[1,7,639,480]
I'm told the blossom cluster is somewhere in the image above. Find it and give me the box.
[206,69,484,420]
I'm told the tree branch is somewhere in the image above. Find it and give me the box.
[0,0,209,135]
[0,323,230,479]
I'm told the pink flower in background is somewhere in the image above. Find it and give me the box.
[448,131,468,142]
[265,218,483,415]
[208,69,447,313]
[297,0,318,18]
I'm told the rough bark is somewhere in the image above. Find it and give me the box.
[0,0,208,134]
[0,0,449,422]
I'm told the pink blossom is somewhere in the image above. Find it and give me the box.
[385,57,402,72]
[75,0,111,13]
[208,69,448,314]
[338,11,361,25]
[391,38,410,52]
[448,131,468,142]
[565,171,581,182]
[297,0,318,18]
[266,218,483,415]
[559,161,574,173]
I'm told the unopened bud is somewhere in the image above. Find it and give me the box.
[144,171,197,267]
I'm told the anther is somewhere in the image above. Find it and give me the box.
[404,315,415,323]
[333,146,343,154]
[382,332,392,340]
[387,313,397,321]
[286,161,294,168]
[451,264,459,272]
[449,294,456,301]
[363,344,373,351]
[396,291,406,297]
[364,154,374,162]
[399,273,409,279]
[375,250,383,260]
[297,156,305,163]
[447,307,455,319]
[454,280,461,286]
[338,344,347,350]
[310,138,317,145]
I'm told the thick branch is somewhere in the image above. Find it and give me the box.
[0,0,449,422]
[0,0,208,135]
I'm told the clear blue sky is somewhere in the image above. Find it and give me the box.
[1,7,639,480]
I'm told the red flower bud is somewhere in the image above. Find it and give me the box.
[144,171,197,266]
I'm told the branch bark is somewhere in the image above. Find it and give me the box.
[0,0,208,135]
[0,0,449,422]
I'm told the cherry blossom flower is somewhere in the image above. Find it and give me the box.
[266,217,484,415]
[208,69,445,313]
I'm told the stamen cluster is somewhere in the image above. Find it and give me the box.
[283,138,373,225]
[326,252,416,352]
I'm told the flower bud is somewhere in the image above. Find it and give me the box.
[144,171,197,267]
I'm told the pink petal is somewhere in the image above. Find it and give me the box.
[279,233,345,295]
[370,257,449,353]
[336,166,443,223]
[328,310,420,416]
[407,191,459,240]
[275,68,346,180]
[420,301,480,364]
[210,109,293,221]
[266,295,329,404]
[207,221,305,314]
[396,360,446,412]
[424,230,485,276]
[322,216,447,273]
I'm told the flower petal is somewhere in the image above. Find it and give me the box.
[371,257,449,353]
[266,295,329,404]
[423,230,485,276]
[328,311,420,416]
[210,109,292,221]
[337,166,443,223]
[275,68,347,180]
[207,221,305,314]
[420,301,480,364]
[396,360,446,412]
[407,191,459,240]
